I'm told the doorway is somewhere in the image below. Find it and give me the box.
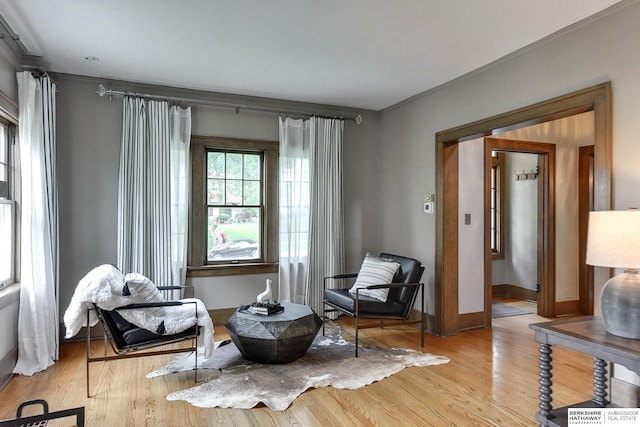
[434,83,612,336]
[484,138,555,327]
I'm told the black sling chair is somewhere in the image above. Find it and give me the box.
[85,286,200,397]
[322,253,425,357]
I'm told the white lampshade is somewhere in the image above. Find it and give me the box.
[586,210,640,269]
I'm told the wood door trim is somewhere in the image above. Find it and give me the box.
[436,141,460,335]
[434,82,612,336]
[578,145,595,315]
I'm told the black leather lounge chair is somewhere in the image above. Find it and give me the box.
[322,253,425,357]
[86,287,199,397]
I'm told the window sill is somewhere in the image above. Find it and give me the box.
[187,263,278,278]
[0,283,20,310]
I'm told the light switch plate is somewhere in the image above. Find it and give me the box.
[424,202,434,213]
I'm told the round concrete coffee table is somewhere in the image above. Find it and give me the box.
[225,302,322,364]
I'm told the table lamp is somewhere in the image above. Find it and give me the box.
[586,209,640,339]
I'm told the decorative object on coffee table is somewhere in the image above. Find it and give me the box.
[240,301,284,316]
[225,302,322,363]
[256,278,273,303]
[586,209,640,339]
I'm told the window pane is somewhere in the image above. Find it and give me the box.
[244,180,259,205]
[207,152,225,178]
[200,145,271,266]
[244,154,260,180]
[207,207,261,261]
[0,202,13,285]
[226,153,243,179]
[0,124,6,198]
[226,180,243,204]
[0,125,6,164]
[207,179,225,204]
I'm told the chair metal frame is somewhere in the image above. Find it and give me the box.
[322,266,425,357]
[86,291,200,397]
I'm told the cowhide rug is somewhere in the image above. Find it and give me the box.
[147,321,450,410]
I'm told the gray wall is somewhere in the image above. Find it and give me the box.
[0,40,19,386]
[4,0,640,346]
[379,0,640,316]
[55,75,382,314]
[499,152,539,292]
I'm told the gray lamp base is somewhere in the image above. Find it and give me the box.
[601,270,640,339]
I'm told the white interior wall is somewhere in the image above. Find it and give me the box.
[502,152,538,291]
[458,138,484,314]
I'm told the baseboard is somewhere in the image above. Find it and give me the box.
[555,300,580,316]
[493,284,537,301]
[0,346,17,392]
[458,311,486,331]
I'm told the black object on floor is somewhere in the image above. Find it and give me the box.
[0,400,85,426]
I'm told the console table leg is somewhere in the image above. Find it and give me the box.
[538,343,553,422]
[593,358,609,406]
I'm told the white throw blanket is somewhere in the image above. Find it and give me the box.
[63,264,215,357]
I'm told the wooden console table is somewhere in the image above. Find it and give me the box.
[530,316,640,426]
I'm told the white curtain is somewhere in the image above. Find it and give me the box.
[278,116,344,314]
[169,106,191,291]
[14,71,59,376]
[278,117,311,304]
[117,97,191,298]
[307,117,345,313]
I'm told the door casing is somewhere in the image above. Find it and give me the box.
[434,83,612,336]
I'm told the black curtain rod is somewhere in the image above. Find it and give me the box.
[96,84,363,124]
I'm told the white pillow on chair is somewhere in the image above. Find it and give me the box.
[349,253,400,302]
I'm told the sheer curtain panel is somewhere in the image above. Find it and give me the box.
[14,71,59,376]
[278,116,345,314]
[278,117,311,304]
[117,97,191,298]
[169,105,191,292]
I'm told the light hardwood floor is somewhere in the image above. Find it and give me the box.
[0,308,595,426]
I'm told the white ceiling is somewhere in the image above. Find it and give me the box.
[0,0,624,111]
